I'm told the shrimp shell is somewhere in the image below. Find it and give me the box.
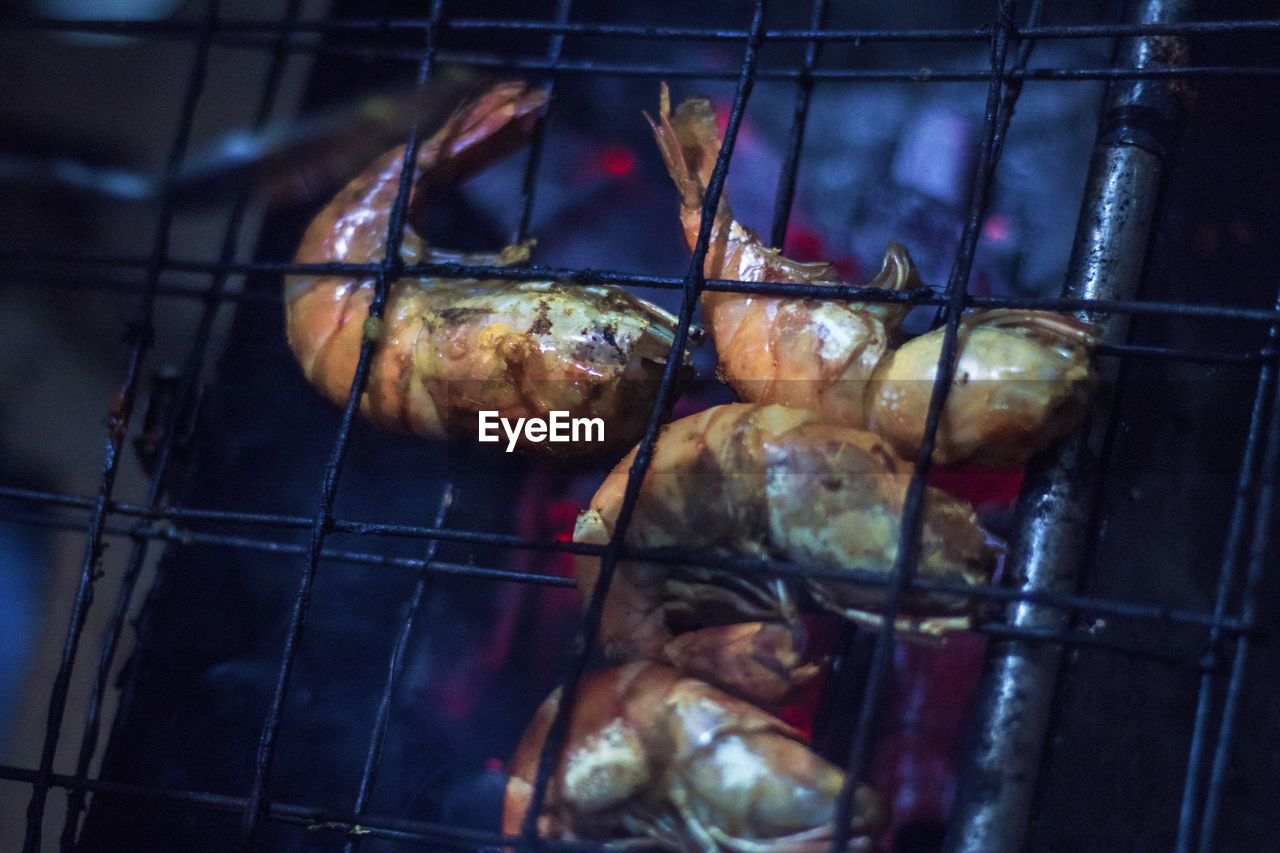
[648,84,1098,466]
[868,308,1099,466]
[286,80,691,455]
[502,662,886,852]
[574,403,998,705]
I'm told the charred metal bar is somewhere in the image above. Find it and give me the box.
[343,486,455,853]
[1196,389,1280,853]
[9,247,1280,325]
[0,762,608,851]
[768,0,827,249]
[832,1,1019,848]
[19,3,223,851]
[0,499,1261,646]
[58,6,305,850]
[419,52,1280,82]
[945,1,1194,851]
[1175,287,1280,852]
[237,4,447,848]
[511,0,571,246]
[6,13,1280,43]
[517,4,768,846]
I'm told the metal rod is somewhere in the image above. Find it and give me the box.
[945,1,1195,851]
[237,4,446,847]
[510,0,571,246]
[1193,294,1280,851]
[0,498,1263,647]
[7,248,1280,324]
[768,0,827,249]
[0,762,612,852]
[343,485,455,853]
[4,13,1279,42]
[19,3,222,850]
[517,4,769,846]
[833,1,1019,848]
[1175,286,1280,852]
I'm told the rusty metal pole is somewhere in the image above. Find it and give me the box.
[945,1,1194,850]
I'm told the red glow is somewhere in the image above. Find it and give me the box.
[775,615,841,740]
[599,144,636,176]
[784,226,827,262]
[869,633,988,848]
[783,221,864,283]
[982,213,1013,242]
[927,462,1023,508]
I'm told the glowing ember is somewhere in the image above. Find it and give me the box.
[599,144,636,176]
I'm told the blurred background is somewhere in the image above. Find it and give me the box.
[1,0,1278,851]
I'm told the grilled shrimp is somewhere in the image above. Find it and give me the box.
[648,84,1098,466]
[286,81,689,455]
[574,403,998,706]
[868,308,1098,466]
[502,662,886,852]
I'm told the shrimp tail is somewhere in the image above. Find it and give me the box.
[293,80,547,271]
[286,84,546,416]
[407,79,549,220]
[647,83,837,288]
[645,82,737,280]
[644,83,726,218]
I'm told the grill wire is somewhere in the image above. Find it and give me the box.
[1,1,1278,852]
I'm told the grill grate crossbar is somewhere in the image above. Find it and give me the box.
[0,482,1268,658]
[10,249,1280,326]
[6,12,1280,42]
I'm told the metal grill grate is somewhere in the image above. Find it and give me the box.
[1,1,1277,852]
